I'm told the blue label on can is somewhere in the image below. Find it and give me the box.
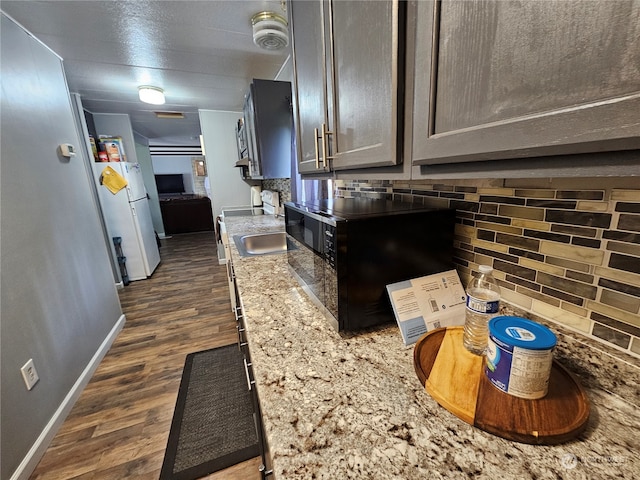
[486,316,557,399]
[485,337,512,392]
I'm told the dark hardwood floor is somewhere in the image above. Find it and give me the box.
[29,232,262,480]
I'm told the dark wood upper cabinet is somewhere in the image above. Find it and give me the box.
[410,0,640,165]
[241,79,292,179]
[290,0,405,175]
[289,0,331,174]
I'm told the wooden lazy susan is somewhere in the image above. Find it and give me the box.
[413,326,590,445]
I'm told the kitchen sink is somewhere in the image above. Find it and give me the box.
[233,232,288,257]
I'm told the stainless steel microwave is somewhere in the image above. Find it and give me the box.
[285,198,456,331]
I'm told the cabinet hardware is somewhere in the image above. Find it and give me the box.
[321,122,333,167]
[243,358,255,391]
[237,325,247,349]
[258,464,274,477]
[314,127,321,169]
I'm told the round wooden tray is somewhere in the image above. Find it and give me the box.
[413,326,590,445]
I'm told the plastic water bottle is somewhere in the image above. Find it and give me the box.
[463,265,501,355]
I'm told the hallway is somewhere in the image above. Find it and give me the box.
[29,232,261,480]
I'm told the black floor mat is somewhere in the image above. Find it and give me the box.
[159,344,259,480]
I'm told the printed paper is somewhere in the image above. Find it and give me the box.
[387,270,466,345]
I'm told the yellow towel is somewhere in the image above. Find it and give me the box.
[100,166,128,194]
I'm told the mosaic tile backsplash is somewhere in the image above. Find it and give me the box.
[335,179,640,359]
[262,178,292,203]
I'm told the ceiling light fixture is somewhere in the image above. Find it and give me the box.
[251,12,289,51]
[138,86,165,105]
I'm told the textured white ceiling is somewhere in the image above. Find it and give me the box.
[2,0,290,144]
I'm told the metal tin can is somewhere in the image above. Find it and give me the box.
[484,316,557,399]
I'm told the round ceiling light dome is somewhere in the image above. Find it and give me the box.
[138,86,165,105]
[251,12,289,51]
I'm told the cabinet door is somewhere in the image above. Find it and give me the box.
[290,0,331,174]
[412,0,640,165]
[330,0,404,170]
[243,88,262,177]
[251,80,293,179]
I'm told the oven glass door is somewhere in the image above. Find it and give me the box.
[285,206,325,306]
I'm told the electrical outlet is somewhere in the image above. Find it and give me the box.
[20,359,40,390]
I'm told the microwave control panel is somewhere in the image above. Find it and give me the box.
[324,225,336,270]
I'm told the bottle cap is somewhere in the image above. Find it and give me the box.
[479,265,493,274]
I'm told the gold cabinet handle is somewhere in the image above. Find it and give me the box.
[321,122,333,167]
[314,127,321,169]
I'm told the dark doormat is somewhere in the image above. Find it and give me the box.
[160,344,260,480]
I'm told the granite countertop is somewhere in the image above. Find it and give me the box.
[222,211,640,479]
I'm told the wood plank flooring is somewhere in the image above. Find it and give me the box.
[29,232,262,480]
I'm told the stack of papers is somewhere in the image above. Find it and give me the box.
[387,270,466,346]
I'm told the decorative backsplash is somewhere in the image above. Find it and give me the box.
[262,178,292,203]
[335,178,640,359]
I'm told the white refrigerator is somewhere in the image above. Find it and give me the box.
[93,162,160,281]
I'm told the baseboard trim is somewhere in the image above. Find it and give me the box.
[10,314,126,480]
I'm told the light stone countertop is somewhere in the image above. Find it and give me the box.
[222,212,640,480]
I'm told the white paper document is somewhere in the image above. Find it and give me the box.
[387,270,466,345]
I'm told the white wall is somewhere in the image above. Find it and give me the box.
[275,54,293,82]
[136,143,165,236]
[1,15,124,480]
[151,155,196,193]
[198,110,253,219]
